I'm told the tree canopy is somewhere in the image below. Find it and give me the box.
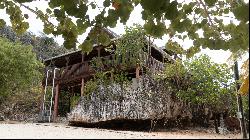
[0,37,43,103]
[0,0,248,56]
[0,26,70,61]
[159,54,234,111]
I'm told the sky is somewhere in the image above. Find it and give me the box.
[0,0,248,67]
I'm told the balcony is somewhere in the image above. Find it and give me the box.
[43,52,165,86]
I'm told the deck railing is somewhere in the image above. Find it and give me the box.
[44,52,165,84]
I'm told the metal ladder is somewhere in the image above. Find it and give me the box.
[40,68,59,122]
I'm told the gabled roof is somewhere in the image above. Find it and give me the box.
[102,27,120,38]
[44,28,174,67]
[44,27,119,63]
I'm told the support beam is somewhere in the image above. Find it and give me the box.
[136,64,140,80]
[97,47,101,57]
[68,87,71,112]
[65,56,70,66]
[82,53,85,62]
[64,63,81,77]
[81,78,84,97]
[81,53,85,97]
[53,84,60,122]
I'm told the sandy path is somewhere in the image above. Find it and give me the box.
[0,122,242,139]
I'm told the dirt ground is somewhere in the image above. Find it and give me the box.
[0,121,243,139]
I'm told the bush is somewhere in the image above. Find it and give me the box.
[0,37,43,105]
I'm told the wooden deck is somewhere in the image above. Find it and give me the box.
[43,52,165,88]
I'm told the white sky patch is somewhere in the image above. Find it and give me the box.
[196,29,204,38]
[198,49,232,64]
[0,0,248,66]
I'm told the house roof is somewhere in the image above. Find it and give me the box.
[44,27,119,63]
[44,28,174,67]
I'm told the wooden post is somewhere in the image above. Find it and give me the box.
[152,61,156,75]
[81,78,84,97]
[82,53,85,62]
[53,83,60,122]
[81,53,85,97]
[68,87,71,112]
[97,47,101,57]
[65,56,70,66]
[136,64,140,80]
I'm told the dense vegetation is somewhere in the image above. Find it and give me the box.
[0,37,42,104]
[158,55,235,112]
[0,26,70,61]
[0,0,248,56]
[0,26,70,120]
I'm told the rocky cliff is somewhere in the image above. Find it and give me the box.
[68,75,192,124]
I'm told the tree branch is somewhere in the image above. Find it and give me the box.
[196,0,214,27]
[12,0,55,27]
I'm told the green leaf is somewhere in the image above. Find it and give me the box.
[77,4,88,18]
[233,3,249,23]
[0,3,5,9]
[141,0,166,14]
[24,14,29,19]
[90,2,96,9]
[185,46,201,58]
[183,4,193,14]
[171,19,185,33]
[79,40,93,53]
[194,8,202,14]
[54,9,64,18]
[165,1,179,20]
[104,9,118,27]
[43,23,53,34]
[201,19,208,26]
[103,0,111,7]
[48,0,61,8]
[46,8,52,14]
[21,22,29,30]
[76,19,88,35]
[98,32,110,46]
[141,10,149,20]
[144,20,166,38]
[224,8,229,14]
[144,20,154,35]
[63,39,76,49]
[0,19,6,28]
[116,3,133,24]
[166,41,184,54]
[204,0,217,7]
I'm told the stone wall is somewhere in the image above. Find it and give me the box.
[68,75,192,124]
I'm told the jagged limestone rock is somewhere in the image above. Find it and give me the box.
[68,75,192,124]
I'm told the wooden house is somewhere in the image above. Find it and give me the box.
[39,28,176,123]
